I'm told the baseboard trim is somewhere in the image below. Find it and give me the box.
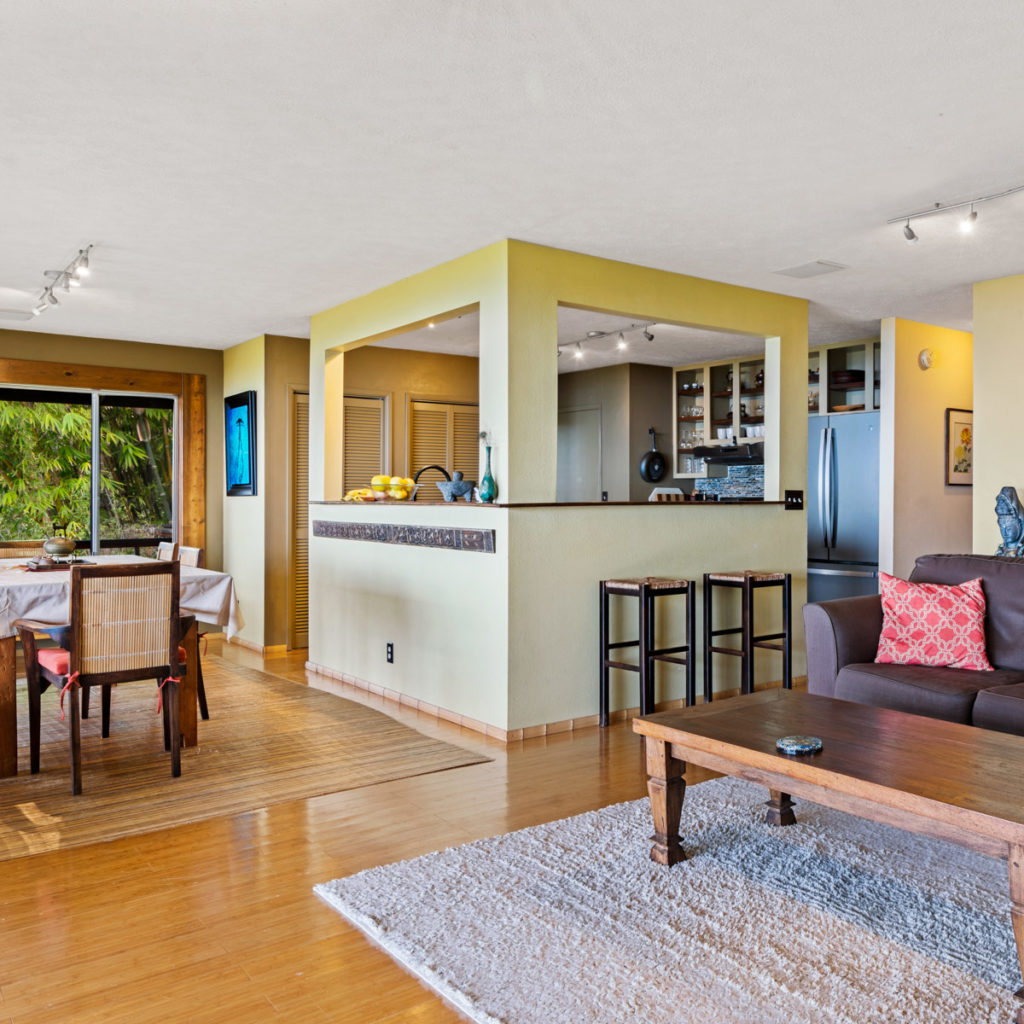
[304,660,808,744]
[229,637,287,656]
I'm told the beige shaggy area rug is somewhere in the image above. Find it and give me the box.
[316,776,1020,1023]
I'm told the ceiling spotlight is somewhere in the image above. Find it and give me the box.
[427,321,435,329]
[31,303,46,316]
[903,220,918,244]
[617,332,627,351]
[44,288,58,305]
[643,329,655,342]
[74,248,91,277]
[960,206,978,233]
[587,330,602,338]
[574,342,583,360]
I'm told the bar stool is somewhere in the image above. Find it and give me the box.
[599,577,696,727]
[703,570,792,701]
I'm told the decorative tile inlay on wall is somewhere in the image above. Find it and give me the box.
[313,520,496,553]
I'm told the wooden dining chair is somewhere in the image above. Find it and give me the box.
[0,540,47,559]
[156,541,178,561]
[178,546,204,568]
[16,561,187,795]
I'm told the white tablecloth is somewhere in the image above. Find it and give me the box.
[0,555,245,639]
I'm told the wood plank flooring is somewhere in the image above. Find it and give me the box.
[0,642,713,1023]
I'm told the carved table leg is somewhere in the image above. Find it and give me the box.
[764,789,796,826]
[644,736,686,866]
[1008,844,1024,1017]
[180,620,199,748]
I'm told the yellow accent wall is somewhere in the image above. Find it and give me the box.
[223,334,310,650]
[973,274,1024,553]
[308,241,809,730]
[223,336,266,648]
[878,319,973,577]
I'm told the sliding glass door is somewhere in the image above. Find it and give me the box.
[0,386,176,553]
[98,396,175,552]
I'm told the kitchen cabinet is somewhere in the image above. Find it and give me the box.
[808,339,880,415]
[673,355,766,478]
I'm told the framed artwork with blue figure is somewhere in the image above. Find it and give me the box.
[225,391,257,495]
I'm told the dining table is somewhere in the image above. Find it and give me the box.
[0,554,245,776]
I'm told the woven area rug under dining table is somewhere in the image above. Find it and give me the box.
[0,660,488,861]
[316,776,1021,1024]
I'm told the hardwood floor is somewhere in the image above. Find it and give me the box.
[0,641,706,1023]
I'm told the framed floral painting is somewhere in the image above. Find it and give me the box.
[945,408,972,487]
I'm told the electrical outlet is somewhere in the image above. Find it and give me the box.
[601,491,608,502]
[386,642,394,663]
[784,490,804,510]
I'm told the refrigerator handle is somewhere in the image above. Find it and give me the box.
[825,426,837,548]
[817,427,828,547]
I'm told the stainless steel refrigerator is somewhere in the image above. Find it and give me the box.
[807,412,880,602]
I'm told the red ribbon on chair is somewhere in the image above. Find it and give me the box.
[59,672,81,721]
[156,676,180,714]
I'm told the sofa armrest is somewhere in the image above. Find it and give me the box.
[802,595,883,698]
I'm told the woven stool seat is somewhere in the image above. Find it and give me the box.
[706,570,788,583]
[604,576,689,593]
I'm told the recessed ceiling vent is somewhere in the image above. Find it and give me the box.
[774,260,849,279]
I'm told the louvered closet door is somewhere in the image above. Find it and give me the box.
[451,405,480,480]
[343,396,386,494]
[290,392,309,650]
[409,401,479,498]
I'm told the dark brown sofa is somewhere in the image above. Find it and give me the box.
[803,553,1024,736]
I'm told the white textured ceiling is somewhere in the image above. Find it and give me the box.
[2,2,1024,349]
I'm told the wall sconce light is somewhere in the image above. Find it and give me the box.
[918,349,934,370]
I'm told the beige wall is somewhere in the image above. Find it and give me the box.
[344,345,479,477]
[264,336,310,647]
[973,274,1024,553]
[557,365,630,499]
[628,363,673,502]
[223,336,266,648]
[0,328,225,569]
[879,318,973,577]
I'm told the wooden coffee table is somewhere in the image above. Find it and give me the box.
[633,689,1024,1018]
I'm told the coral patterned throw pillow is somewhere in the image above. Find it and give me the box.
[875,572,992,671]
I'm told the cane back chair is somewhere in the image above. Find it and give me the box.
[16,561,187,795]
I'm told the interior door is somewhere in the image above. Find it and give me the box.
[557,407,602,502]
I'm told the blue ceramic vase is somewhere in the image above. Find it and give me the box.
[478,445,498,503]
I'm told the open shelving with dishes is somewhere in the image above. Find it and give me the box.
[808,339,880,415]
[673,355,766,478]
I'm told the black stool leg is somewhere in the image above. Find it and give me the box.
[742,575,755,695]
[685,581,696,707]
[782,574,792,689]
[639,583,653,716]
[599,582,610,727]
[702,573,713,703]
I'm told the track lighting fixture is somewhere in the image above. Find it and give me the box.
[556,320,656,361]
[889,185,1024,242]
[27,244,94,318]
